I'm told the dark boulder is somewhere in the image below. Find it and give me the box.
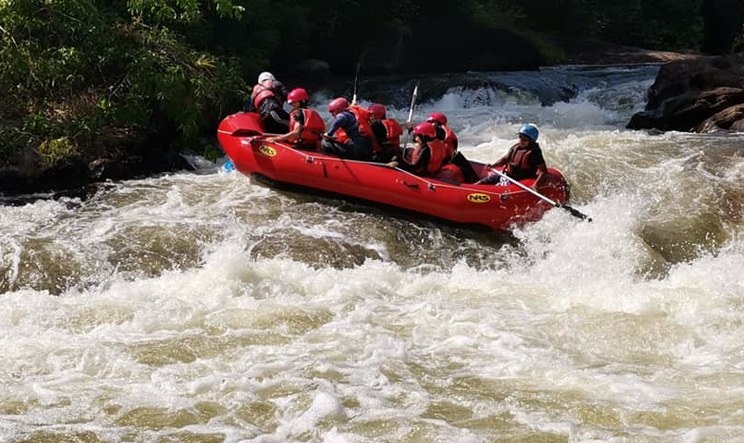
[0,127,193,197]
[628,53,744,132]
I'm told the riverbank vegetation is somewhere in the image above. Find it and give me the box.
[1,0,743,192]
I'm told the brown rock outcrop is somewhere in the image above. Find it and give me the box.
[628,53,744,132]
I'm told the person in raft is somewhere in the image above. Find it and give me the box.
[476,123,547,190]
[425,112,459,163]
[394,122,449,176]
[368,103,403,163]
[320,97,372,161]
[265,88,325,150]
[425,111,481,182]
[247,71,290,134]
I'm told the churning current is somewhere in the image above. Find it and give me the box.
[2,65,744,442]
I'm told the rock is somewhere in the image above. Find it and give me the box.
[695,103,744,132]
[628,52,744,133]
[731,117,744,131]
[0,126,194,197]
[547,35,700,66]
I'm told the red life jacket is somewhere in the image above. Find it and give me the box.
[411,139,448,176]
[505,142,538,180]
[251,81,277,110]
[381,119,403,148]
[289,108,326,149]
[337,105,378,151]
[442,126,458,161]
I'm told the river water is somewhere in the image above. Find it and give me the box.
[2,65,744,442]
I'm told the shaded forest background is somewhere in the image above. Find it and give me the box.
[1,0,744,189]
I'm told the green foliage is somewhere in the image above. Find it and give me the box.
[0,0,247,160]
[126,0,245,24]
[526,34,568,65]
[0,124,26,167]
[123,24,245,146]
[37,137,78,168]
[1,0,742,176]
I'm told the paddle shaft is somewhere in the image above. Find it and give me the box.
[402,83,419,151]
[351,60,361,105]
[407,83,418,124]
[488,168,592,221]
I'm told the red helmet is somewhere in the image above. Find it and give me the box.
[426,112,448,126]
[369,103,386,120]
[413,122,437,140]
[328,97,349,113]
[287,88,309,104]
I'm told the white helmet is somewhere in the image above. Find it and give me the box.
[258,72,275,83]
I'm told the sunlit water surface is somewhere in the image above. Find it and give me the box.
[2,65,744,443]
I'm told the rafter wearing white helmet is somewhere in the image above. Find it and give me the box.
[258,72,275,83]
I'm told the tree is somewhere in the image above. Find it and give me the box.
[0,0,250,168]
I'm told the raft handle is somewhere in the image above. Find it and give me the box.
[398,180,419,190]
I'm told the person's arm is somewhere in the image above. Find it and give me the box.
[245,91,256,112]
[267,124,301,143]
[267,110,301,143]
[530,146,547,190]
[489,143,516,168]
[532,165,547,190]
[531,158,548,190]
[371,121,388,145]
[324,114,347,138]
[489,153,509,168]
[274,81,288,102]
[475,170,501,185]
[405,145,431,175]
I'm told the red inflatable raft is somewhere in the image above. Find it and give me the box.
[217,112,573,231]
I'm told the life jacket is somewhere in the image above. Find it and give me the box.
[251,81,278,110]
[381,119,403,148]
[336,105,379,151]
[333,109,364,144]
[505,142,539,180]
[411,138,448,176]
[442,126,458,161]
[289,108,326,149]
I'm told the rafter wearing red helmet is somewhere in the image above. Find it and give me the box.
[426,112,459,163]
[265,88,326,150]
[320,97,373,161]
[368,103,403,163]
[394,123,449,176]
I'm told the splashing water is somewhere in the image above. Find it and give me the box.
[2,65,744,442]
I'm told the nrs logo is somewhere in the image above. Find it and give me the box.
[467,193,491,203]
[258,145,277,157]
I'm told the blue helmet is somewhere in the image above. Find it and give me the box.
[518,123,539,141]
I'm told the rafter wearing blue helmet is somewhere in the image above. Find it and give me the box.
[475,123,548,190]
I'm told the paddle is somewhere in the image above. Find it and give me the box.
[487,168,592,222]
[402,81,420,151]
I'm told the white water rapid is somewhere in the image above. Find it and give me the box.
[2,65,744,442]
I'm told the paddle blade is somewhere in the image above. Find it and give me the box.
[560,204,592,222]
